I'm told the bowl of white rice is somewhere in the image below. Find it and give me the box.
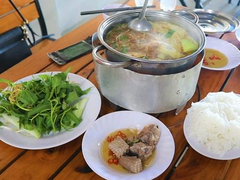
[183,91,240,160]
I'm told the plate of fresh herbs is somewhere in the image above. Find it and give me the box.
[0,70,101,149]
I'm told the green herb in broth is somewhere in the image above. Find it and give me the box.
[165,29,175,38]
[121,47,128,53]
[119,34,128,41]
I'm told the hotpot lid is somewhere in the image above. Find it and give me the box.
[194,9,240,34]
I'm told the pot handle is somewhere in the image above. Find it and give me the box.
[92,45,133,68]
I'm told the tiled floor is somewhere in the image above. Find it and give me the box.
[177,0,240,18]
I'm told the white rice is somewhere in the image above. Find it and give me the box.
[187,92,240,156]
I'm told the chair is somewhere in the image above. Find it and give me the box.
[179,0,188,7]
[178,0,203,8]
[194,0,203,8]
[229,0,240,6]
[0,0,54,72]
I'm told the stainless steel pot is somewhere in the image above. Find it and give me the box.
[93,10,206,75]
[94,51,204,114]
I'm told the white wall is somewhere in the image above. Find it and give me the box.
[56,0,121,36]
[33,0,122,39]
[30,0,240,40]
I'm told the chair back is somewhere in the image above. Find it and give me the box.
[0,0,51,73]
[0,0,48,36]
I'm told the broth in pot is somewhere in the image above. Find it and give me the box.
[106,21,199,60]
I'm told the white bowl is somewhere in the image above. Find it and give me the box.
[82,111,175,180]
[202,37,240,71]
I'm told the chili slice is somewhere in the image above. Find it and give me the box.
[113,158,118,165]
[108,158,114,164]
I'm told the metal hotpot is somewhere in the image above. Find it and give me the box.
[93,10,205,75]
[93,51,204,114]
[92,10,206,113]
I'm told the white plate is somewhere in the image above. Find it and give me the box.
[183,106,240,160]
[82,111,175,180]
[235,28,240,42]
[202,37,240,71]
[0,72,101,149]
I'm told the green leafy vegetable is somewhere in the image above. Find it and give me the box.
[0,69,90,138]
[72,97,89,119]
[1,113,41,138]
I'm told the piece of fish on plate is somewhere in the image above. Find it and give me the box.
[137,124,160,146]
[108,136,129,158]
[108,124,161,173]
[119,156,142,174]
[130,142,155,160]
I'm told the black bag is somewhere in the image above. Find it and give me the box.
[0,27,32,73]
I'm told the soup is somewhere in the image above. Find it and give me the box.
[106,21,199,60]
[101,128,156,173]
[203,48,228,68]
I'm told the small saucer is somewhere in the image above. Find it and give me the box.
[202,37,240,71]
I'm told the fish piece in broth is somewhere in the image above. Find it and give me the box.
[108,136,129,158]
[137,124,160,146]
[119,156,142,174]
[103,124,161,174]
[130,142,154,160]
